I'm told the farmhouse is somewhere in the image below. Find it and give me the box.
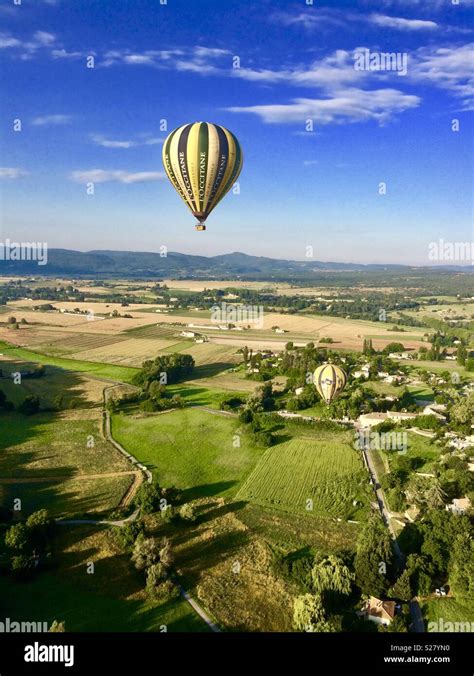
[446,497,471,515]
[180,331,196,338]
[360,597,396,626]
[358,411,418,427]
[422,404,447,421]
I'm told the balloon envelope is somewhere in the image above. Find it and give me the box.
[162,122,243,228]
[313,364,348,404]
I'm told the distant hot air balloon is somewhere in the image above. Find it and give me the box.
[162,121,243,231]
[313,363,348,405]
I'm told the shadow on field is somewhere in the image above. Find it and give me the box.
[196,499,247,525]
[180,480,237,501]
[0,366,113,519]
[186,361,235,380]
[176,529,250,587]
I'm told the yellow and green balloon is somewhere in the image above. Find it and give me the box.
[162,121,243,230]
[313,364,348,405]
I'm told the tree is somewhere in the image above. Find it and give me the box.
[49,620,66,632]
[391,569,412,602]
[18,395,40,415]
[449,533,474,599]
[159,537,174,569]
[179,503,196,522]
[134,483,162,514]
[5,523,30,551]
[355,514,393,597]
[311,555,353,596]
[145,563,168,599]
[293,594,334,632]
[131,535,160,571]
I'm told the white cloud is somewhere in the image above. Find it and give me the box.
[91,134,164,148]
[32,114,72,126]
[91,135,135,149]
[70,170,165,184]
[34,31,56,45]
[370,14,438,30]
[143,137,164,146]
[51,48,84,59]
[228,88,420,125]
[0,167,28,179]
[410,43,474,107]
[0,35,21,48]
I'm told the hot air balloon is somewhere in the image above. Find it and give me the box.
[162,122,243,231]
[313,363,347,405]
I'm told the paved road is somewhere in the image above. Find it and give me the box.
[357,424,425,633]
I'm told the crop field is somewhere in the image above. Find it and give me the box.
[70,337,182,366]
[124,323,181,339]
[0,343,138,382]
[112,407,263,499]
[31,333,130,356]
[237,434,368,518]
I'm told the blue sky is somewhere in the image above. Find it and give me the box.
[0,0,473,264]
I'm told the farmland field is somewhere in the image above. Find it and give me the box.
[0,342,138,382]
[237,434,368,518]
[0,526,207,631]
[112,407,263,499]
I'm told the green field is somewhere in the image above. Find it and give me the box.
[0,409,133,517]
[33,333,129,357]
[237,433,368,519]
[423,596,474,629]
[0,526,207,632]
[383,432,440,474]
[112,407,264,499]
[0,341,138,382]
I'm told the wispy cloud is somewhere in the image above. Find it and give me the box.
[91,135,135,149]
[410,43,474,108]
[90,134,164,148]
[70,169,165,184]
[0,167,28,179]
[227,87,420,126]
[370,14,438,30]
[32,114,72,126]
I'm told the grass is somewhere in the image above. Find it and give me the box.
[236,433,369,519]
[0,412,130,477]
[0,525,207,631]
[385,432,440,473]
[0,474,134,518]
[112,407,264,499]
[423,596,474,629]
[0,410,133,517]
[0,341,138,382]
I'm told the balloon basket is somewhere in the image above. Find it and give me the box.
[195,224,206,231]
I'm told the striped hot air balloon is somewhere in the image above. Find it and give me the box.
[162,122,243,231]
[313,363,348,405]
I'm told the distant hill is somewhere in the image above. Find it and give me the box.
[0,249,472,280]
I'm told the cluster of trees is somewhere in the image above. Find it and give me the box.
[132,353,195,388]
[2,510,55,580]
[398,511,473,599]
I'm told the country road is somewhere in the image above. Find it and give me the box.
[358,425,425,632]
